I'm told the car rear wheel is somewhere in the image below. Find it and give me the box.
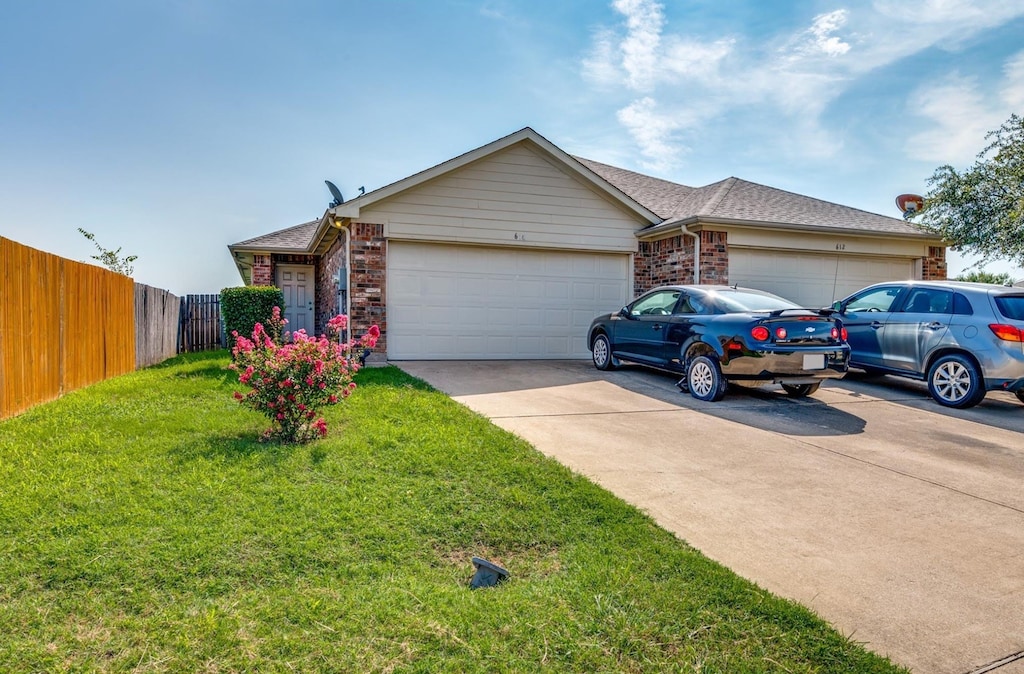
[687,355,727,402]
[781,382,821,397]
[592,334,617,371]
[927,354,986,408]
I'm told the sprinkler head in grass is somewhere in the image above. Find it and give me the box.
[470,557,509,589]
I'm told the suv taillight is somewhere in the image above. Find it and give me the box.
[989,324,1024,342]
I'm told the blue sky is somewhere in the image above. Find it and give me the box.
[2,0,1023,294]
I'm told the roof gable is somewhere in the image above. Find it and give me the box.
[331,127,660,225]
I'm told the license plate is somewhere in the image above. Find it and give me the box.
[803,354,825,370]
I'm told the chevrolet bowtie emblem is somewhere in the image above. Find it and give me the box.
[805,327,816,333]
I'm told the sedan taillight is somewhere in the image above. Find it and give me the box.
[751,326,770,341]
[989,324,1024,342]
[841,327,848,341]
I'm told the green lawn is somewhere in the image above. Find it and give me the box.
[0,352,905,673]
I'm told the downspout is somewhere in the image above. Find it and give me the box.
[680,224,700,284]
[332,216,352,330]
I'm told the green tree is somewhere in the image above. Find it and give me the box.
[77,228,138,276]
[954,269,1014,285]
[918,113,1024,266]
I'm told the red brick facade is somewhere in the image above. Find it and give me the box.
[635,234,695,295]
[699,231,728,285]
[348,222,387,355]
[252,254,272,286]
[635,230,729,294]
[922,246,947,280]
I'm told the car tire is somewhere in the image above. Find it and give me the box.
[1014,390,1024,405]
[781,382,821,397]
[591,334,617,371]
[688,355,727,402]
[927,354,986,409]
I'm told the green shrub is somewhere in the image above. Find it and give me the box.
[220,285,286,346]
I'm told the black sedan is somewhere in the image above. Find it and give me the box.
[588,285,851,401]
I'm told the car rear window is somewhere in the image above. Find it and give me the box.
[994,295,1024,320]
[712,290,797,312]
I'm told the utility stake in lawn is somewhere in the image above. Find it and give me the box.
[470,557,509,589]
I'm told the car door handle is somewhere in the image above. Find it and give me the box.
[652,324,663,331]
[870,321,884,329]
[926,321,945,330]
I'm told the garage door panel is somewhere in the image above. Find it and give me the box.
[389,242,629,359]
[730,249,914,308]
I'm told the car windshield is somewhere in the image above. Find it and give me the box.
[710,289,798,313]
[994,295,1024,321]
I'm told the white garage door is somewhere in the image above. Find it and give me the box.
[388,242,630,359]
[729,249,916,308]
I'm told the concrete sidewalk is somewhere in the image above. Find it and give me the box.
[398,360,1024,674]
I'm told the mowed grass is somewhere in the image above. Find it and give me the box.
[0,352,905,673]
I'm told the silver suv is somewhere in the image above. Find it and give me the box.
[831,281,1024,408]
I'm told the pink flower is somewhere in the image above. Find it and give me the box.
[276,413,285,421]
[328,394,337,404]
[318,382,326,390]
[233,391,243,400]
[305,377,314,387]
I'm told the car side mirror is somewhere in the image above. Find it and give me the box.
[831,300,844,312]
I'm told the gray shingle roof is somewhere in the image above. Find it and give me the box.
[231,219,320,251]
[576,157,929,236]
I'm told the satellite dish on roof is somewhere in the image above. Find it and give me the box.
[896,193,924,220]
[325,180,344,208]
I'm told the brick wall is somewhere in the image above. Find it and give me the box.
[318,235,346,332]
[699,231,728,285]
[922,246,947,280]
[635,235,695,295]
[349,222,387,355]
[252,254,272,286]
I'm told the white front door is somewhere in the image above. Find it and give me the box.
[277,264,315,334]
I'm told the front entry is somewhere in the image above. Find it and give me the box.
[277,264,315,334]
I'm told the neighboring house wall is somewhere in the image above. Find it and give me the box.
[922,246,947,281]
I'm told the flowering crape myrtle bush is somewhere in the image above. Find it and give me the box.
[230,307,380,442]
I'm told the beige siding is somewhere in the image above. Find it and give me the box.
[723,225,935,258]
[360,142,645,252]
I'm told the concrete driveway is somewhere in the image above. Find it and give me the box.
[398,360,1024,674]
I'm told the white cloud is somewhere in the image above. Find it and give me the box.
[581,0,1024,170]
[613,0,665,91]
[906,75,1003,163]
[616,97,688,171]
[1002,50,1024,110]
[581,27,621,87]
[907,49,1024,165]
[801,10,851,57]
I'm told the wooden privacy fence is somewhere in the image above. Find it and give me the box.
[179,294,224,352]
[1,237,135,419]
[135,284,180,368]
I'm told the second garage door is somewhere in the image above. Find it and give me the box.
[387,242,630,359]
[729,249,916,308]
